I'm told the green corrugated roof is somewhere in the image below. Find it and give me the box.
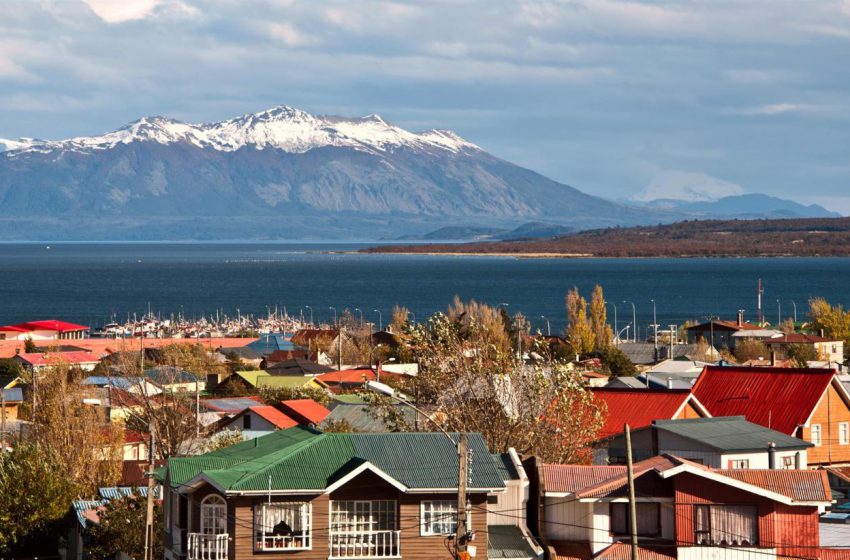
[491,453,520,482]
[166,426,505,492]
[255,376,320,389]
[487,525,539,560]
[652,416,813,452]
[234,370,269,387]
[332,394,369,405]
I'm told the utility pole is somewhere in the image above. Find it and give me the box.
[195,376,200,439]
[758,278,764,325]
[1,388,5,452]
[338,326,343,371]
[625,424,638,560]
[143,428,156,560]
[651,299,658,350]
[455,432,469,560]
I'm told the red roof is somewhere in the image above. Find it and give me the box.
[765,333,839,344]
[316,368,376,385]
[245,406,298,429]
[692,366,838,435]
[15,351,100,366]
[592,388,707,438]
[595,543,676,560]
[717,469,830,502]
[1,319,89,332]
[277,399,331,425]
[542,464,625,494]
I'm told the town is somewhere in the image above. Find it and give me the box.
[1,288,850,560]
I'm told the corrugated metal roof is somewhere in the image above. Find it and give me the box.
[492,453,520,481]
[542,464,625,494]
[692,366,836,435]
[256,376,321,389]
[200,396,263,412]
[1,387,23,402]
[321,403,414,432]
[98,485,160,499]
[594,543,676,560]
[278,399,331,425]
[19,351,100,365]
[549,541,592,560]
[167,426,504,492]
[487,525,539,560]
[73,499,104,529]
[233,370,270,386]
[592,389,702,438]
[244,405,299,429]
[717,469,831,502]
[651,416,812,451]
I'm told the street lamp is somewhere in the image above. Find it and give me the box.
[790,300,798,325]
[373,309,383,331]
[329,306,337,327]
[650,299,658,349]
[355,308,364,327]
[540,315,551,337]
[623,301,637,343]
[408,311,416,326]
[305,305,313,325]
[776,299,781,327]
[366,381,471,558]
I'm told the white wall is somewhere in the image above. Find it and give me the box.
[677,547,777,560]
[488,478,526,527]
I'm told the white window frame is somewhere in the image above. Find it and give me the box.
[840,422,849,445]
[811,424,823,447]
[420,500,471,537]
[330,500,398,534]
[254,501,312,552]
[781,456,794,469]
[200,494,227,535]
[730,459,749,469]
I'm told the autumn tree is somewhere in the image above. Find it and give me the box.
[390,304,411,333]
[733,338,769,363]
[370,304,606,464]
[809,298,850,352]
[87,495,163,560]
[566,288,595,356]
[786,343,819,367]
[589,285,613,349]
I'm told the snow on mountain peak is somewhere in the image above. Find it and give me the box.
[1,106,481,157]
[631,169,745,203]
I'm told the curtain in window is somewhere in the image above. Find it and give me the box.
[710,506,758,546]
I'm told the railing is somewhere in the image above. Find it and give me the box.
[187,532,229,560]
[329,530,401,559]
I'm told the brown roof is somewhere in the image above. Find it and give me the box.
[717,469,831,502]
[687,320,761,331]
[595,543,676,560]
[766,333,840,344]
[542,464,625,494]
[549,541,593,560]
[826,466,850,484]
[574,455,679,498]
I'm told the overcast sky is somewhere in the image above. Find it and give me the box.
[3,0,850,212]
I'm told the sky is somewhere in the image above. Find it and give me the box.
[2,0,850,212]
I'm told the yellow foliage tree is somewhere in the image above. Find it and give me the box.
[566,287,595,356]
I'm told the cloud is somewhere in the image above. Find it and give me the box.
[82,0,162,22]
[264,22,317,47]
[632,170,745,203]
[734,103,822,116]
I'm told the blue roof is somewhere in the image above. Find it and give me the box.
[81,376,137,390]
[1,387,23,402]
[73,499,104,529]
[98,486,159,500]
[247,333,297,353]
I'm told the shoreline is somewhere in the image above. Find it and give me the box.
[349,250,850,259]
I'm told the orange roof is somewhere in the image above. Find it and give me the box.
[692,366,838,435]
[549,541,592,560]
[316,368,376,385]
[277,399,330,425]
[595,543,676,560]
[0,337,256,359]
[592,388,708,438]
[717,468,830,502]
[15,351,101,366]
[245,405,298,429]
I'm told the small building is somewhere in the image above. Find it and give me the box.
[81,375,162,396]
[0,319,89,341]
[144,365,204,393]
[276,399,331,426]
[596,416,812,468]
[14,350,101,372]
[200,396,264,417]
[0,387,23,421]
[315,368,376,393]
[762,333,845,364]
[219,405,298,438]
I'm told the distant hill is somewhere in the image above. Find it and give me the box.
[646,194,839,219]
[364,217,850,257]
[395,221,575,241]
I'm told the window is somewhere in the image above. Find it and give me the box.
[254,502,312,551]
[730,459,749,469]
[840,423,849,445]
[811,424,822,446]
[694,505,758,547]
[420,500,471,536]
[610,503,660,537]
[781,456,794,469]
[200,495,227,535]
[243,414,252,430]
[330,500,399,559]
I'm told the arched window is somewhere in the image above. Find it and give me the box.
[200,495,227,535]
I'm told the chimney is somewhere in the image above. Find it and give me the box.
[14,348,19,355]
[768,442,776,469]
[666,377,673,390]
[795,451,802,470]
[737,310,744,327]
[770,351,776,367]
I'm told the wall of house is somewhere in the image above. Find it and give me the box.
[677,547,777,560]
[488,478,525,527]
[719,450,806,470]
[224,412,276,434]
[543,497,593,542]
[1,402,18,421]
[675,402,705,420]
[802,383,850,465]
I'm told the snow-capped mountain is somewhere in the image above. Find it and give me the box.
[0,105,660,240]
[2,106,479,157]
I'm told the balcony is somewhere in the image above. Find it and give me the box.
[329,530,401,559]
[187,533,228,560]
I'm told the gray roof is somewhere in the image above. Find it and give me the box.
[487,525,540,560]
[652,416,812,452]
[617,343,707,365]
[820,521,850,547]
[321,403,416,432]
[605,376,648,389]
[1,387,23,402]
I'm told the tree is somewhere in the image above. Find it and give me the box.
[0,358,23,378]
[370,305,606,464]
[589,285,613,349]
[566,288,595,356]
[390,305,411,333]
[204,429,244,452]
[595,346,637,376]
[809,298,850,351]
[24,337,36,353]
[256,384,332,407]
[0,443,78,553]
[786,343,819,367]
[733,338,769,363]
[87,495,163,560]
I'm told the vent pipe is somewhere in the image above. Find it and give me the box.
[768,442,776,469]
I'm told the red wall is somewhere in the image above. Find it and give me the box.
[673,473,819,556]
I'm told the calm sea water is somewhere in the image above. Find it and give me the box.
[1,243,848,337]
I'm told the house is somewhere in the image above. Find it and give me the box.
[536,454,836,560]
[219,345,264,368]
[315,368,376,393]
[145,365,205,393]
[262,349,314,367]
[14,350,102,372]
[591,388,710,439]
[0,319,89,341]
[488,450,544,560]
[200,396,265,417]
[762,333,845,364]
[596,416,812,468]
[255,375,326,391]
[613,343,707,366]
[684,312,761,350]
[219,405,298,438]
[265,358,334,376]
[692,366,850,466]
[0,387,23,421]
[290,328,338,349]
[161,426,516,560]
[276,399,331,425]
[81,375,162,396]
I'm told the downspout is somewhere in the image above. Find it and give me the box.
[508,448,544,558]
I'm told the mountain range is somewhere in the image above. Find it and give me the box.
[0,105,837,240]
